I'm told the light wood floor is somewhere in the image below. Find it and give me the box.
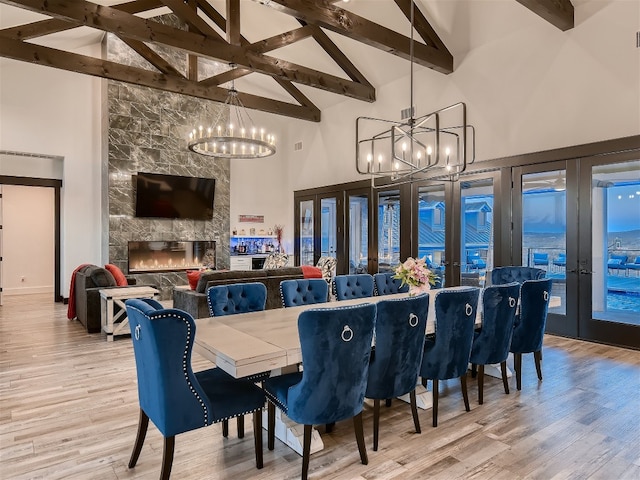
[1,294,639,480]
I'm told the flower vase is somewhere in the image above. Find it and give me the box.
[409,284,429,297]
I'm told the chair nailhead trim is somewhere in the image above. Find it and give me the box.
[264,390,288,413]
[147,310,210,427]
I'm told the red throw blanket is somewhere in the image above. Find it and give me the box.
[67,264,90,320]
[301,265,323,279]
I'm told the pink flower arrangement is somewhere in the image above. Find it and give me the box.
[393,256,437,290]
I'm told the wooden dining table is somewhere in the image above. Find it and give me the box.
[192,287,560,455]
[194,288,473,379]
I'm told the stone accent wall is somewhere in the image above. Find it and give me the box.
[104,21,229,299]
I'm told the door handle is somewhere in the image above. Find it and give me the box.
[579,268,594,275]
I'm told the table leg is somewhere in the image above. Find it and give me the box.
[261,408,323,457]
[397,383,433,410]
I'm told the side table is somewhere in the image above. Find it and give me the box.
[99,286,160,341]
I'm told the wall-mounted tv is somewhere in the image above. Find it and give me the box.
[135,172,215,220]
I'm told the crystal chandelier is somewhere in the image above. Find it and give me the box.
[355,4,474,185]
[187,74,276,159]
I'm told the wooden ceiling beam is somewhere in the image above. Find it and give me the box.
[0,36,321,122]
[0,0,164,40]
[118,36,185,77]
[515,0,574,31]
[0,0,374,102]
[254,0,453,73]
[226,0,241,46]
[392,0,451,55]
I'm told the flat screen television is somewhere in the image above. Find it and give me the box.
[135,172,215,220]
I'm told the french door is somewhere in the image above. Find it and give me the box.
[294,192,344,272]
[578,155,640,348]
[514,157,640,348]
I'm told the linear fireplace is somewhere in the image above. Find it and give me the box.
[128,241,216,273]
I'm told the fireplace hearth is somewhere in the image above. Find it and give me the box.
[128,241,216,273]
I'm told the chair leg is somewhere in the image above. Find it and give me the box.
[222,419,229,438]
[267,401,275,451]
[432,379,439,427]
[253,410,263,469]
[302,424,312,480]
[410,389,421,434]
[128,408,149,468]
[460,375,470,412]
[477,364,485,405]
[471,363,477,378]
[421,377,428,388]
[237,415,244,438]
[160,436,175,480]
[326,422,335,433]
[373,399,380,451]
[500,360,509,395]
[353,412,368,465]
[534,350,543,381]
[514,353,522,391]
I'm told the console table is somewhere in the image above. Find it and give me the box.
[100,286,160,341]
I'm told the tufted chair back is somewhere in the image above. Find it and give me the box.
[206,282,267,317]
[333,274,375,300]
[280,278,328,307]
[491,266,545,285]
[373,272,409,296]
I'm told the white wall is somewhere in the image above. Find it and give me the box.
[0,44,103,297]
[1,185,55,295]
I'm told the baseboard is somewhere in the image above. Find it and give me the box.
[3,286,54,296]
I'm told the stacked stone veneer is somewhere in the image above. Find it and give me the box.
[104,17,230,299]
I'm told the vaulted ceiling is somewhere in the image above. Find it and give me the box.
[0,0,574,122]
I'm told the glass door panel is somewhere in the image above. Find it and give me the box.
[320,197,337,258]
[298,198,315,266]
[417,184,446,285]
[521,169,567,316]
[378,190,400,273]
[460,179,494,288]
[584,159,640,347]
[347,192,369,274]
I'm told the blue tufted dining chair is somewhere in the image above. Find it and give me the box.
[365,295,429,451]
[490,266,546,285]
[469,282,520,404]
[280,278,329,307]
[510,278,553,390]
[420,287,480,427]
[206,282,268,437]
[124,299,265,480]
[263,303,376,480]
[373,272,409,296]
[206,282,267,317]
[333,273,375,301]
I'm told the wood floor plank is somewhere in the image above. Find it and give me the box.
[1,294,639,479]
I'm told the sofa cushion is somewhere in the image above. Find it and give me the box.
[89,267,117,287]
[187,269,202,290]
[105,264,128,286]
[301,265,323,279]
